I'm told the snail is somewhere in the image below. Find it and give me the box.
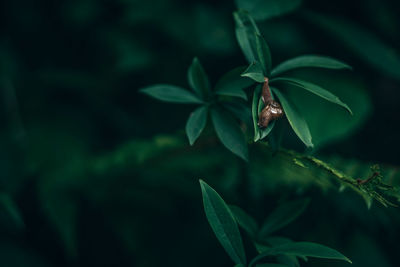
[257,77,284,129]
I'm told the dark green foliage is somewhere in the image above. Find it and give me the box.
[271,88,313,148]
[214,67,254,100]
[2,0,400,266]
[185,106,208,145]
[211,108,249,161]
[200,181,351,266]
[259,199,310,238]
[200,180,247,264]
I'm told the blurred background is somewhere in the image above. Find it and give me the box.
[1,0,400,266]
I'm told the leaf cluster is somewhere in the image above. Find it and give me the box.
[200,180,352,266]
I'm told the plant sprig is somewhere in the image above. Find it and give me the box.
[200,180,352,266]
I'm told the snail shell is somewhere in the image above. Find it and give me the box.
[257,100,284,128]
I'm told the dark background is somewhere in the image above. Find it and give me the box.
[1,0,400,266]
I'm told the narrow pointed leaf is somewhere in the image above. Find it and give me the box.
[211,108,249,161]
[266,236,295,246]
[258,93,275,140]
[272,87,313,147]
[255,33,272,75]
[188,57,211,98]
[242,62,265,83]
[215,67,254,100]
[264,236,303,266]
[252,85,262,141]
[185,106,208,145]
[236,0,302,21]
[229,205,259,238]
[259,199,310,238]
[199,180,247,264]
[271,55,352,77]
[252,85,275,142]
[140,84,203,104]
[249,242,352,267]
[234,10,260,63]
[271,77,352,114]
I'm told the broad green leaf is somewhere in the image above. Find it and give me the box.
[271,55,352,77]
[199,180,247,264]
[259,199,310,238]
[185,106,208,145]
[271,88,313,147]
[271,77,352,114]
[234,10,260,63]
[282,70,371,149]
[249,242,352,267]
[236,0,302,21]
[304,12,400,80]
[188,57,211,98]
[215,67,254,100]
[252,85,275,142]
[255,34,272,75]
[140,84,203,104]
[242,62,265,83]
[211,108,249,161]
[229,205,259,238]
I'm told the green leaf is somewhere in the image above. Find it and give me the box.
[211,108,249,161]
[249,242,352,267]
[242,62,265,83]
[258,92,275,141]
[283,71,371,148]
[271,77,352,114]
[271,88,313,147]
[252,85,262,141]
[236,0,302,21]
[185,106,208,145]
[264,237,303,267]
[266,236,295,246]
[229,205,259,238]
[304,12,400,81]
[188,57,211,98]
[233,10,260,63]
[199,180,247,264]
[252,85,275,142]
[140,84,203,104]
[259,199,310,238]
[215,67,254,100]
[271,55,352,77]
[255,34,272,76]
